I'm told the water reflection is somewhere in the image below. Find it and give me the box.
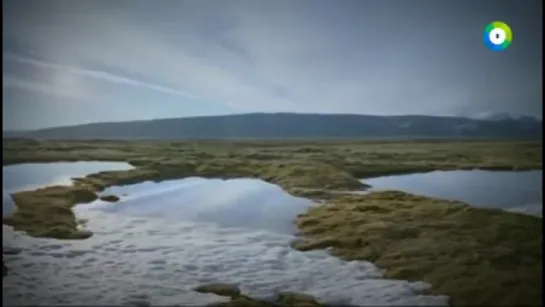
[85,178,314,234]
[363,170,542,216]
[2,162,134,216]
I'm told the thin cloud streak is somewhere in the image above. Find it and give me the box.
[3,53,202,100]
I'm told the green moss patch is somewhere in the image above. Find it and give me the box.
[292,191,542,306]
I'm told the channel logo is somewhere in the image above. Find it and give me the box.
[484,21,512,51]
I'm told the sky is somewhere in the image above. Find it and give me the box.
[2,0,543,130]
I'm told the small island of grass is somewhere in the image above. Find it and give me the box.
[99,194,120,202]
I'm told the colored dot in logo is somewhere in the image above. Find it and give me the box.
[484,21,513,51]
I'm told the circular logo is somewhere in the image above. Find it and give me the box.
[484,21,513,51]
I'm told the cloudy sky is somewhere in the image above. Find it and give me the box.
[3,0,542,130]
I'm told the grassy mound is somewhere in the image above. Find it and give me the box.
[292,191,543,306]
[3,186,98,239]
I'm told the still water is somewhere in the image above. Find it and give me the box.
[89,178,314,234]
[3,162,449,306]
[2,162,134,216]
[363,170,542,216]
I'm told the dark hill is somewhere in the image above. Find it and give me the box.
[3,113,542,140]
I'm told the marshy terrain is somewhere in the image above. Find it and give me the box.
[2,138,543,306]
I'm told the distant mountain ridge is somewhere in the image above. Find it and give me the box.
[3,113,542,140]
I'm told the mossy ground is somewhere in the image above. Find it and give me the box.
[2,138,542,305]
[292,191,543,306]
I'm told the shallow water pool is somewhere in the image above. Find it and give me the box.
[363,170,542,216]
[3,163,450,306]
[87,177,314,234]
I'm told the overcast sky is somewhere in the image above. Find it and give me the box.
[3,0,542,130]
